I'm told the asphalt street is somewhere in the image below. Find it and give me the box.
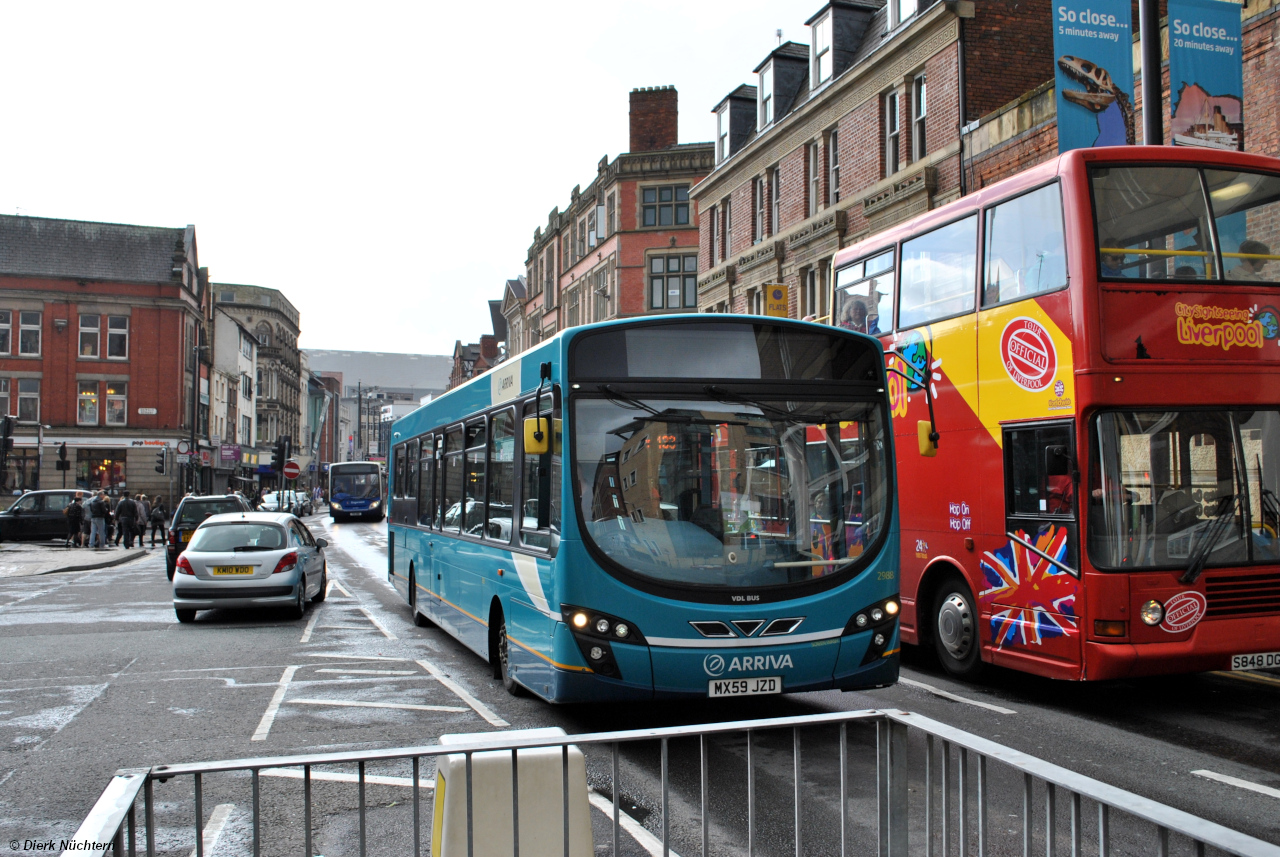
[0,517,1277,855]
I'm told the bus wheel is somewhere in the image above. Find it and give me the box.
[409,571,430,628]
[496,617,524,697]
[934,576,983,678]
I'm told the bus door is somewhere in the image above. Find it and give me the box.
[987,421,1082,674]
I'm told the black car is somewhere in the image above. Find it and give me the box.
[165,494,252,579]
[0,490,86,542]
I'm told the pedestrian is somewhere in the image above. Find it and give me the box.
[135,494,151,548]
[64,495,85,547]
[149,495,167,547]
[89,491,110,549]
[116,493,139,549]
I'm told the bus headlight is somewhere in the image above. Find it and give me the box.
[1140,600,1165,626]
[572,612,589,629]
[594,617,611,634]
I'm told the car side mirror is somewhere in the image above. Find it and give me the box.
[315,538,328,548]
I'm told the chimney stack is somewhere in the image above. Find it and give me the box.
[629,86,678,153]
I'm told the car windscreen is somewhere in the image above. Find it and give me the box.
[187,523,287,552]
[175,501,244,528]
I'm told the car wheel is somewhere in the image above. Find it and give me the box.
[291,581,307,620]
[934,575,984,679]
[175,608,196,624]
[166,561,175,581]
[497,618,524,697]
[311,566,327,603]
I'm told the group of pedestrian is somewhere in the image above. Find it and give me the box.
[63,491,167,550]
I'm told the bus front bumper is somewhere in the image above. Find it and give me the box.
[1084,617,1280,680]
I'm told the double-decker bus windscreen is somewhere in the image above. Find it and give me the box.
[332,465,381,502]
[573,396,889,590]
[1089,409,1280,570]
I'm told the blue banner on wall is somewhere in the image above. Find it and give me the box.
[1169,0,1243,151]
[1053,0,1136,152]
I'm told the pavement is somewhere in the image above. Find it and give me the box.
[0,540,151,578]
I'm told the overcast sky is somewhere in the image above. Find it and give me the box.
[1,1,824,355]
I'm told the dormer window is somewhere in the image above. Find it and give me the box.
[716,107,730,163]
[811,13,832,87]
[758,63,773,126]
[893,0,918,27]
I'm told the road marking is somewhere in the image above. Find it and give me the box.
[261,767,434,788]
[358,606,397,639]
[415,659,509,727]
[588,791,682,857]
[329,579,353,598]
[252,665,299,741]
[1191,769,1280,800]
[188,803,234,857]
[898,676,1017,715]
[1212,670,1280,689]
[318,625,381,631]
[288,698,469,713]
[304,653,409,662]
[298,609,322,644]
[315,669,416,676]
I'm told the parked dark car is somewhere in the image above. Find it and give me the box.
[165,494,252,579]
[0,490,86,542]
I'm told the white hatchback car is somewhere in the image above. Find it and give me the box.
[172,512,328,623]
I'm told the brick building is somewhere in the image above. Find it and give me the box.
[0,215,209,503]
[506,87,715,355]
[210,307,259,494]
[692,0,1058,318]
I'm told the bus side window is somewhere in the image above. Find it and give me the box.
[393,444,406,498]
[487,411,516,542]
[417,434,436,527]
[521,397,560,551]
[442,427,464,532]
[983,183,1068,306]
[406,439,418,503]
[899,215,977,329]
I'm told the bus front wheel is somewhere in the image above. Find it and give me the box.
[495,615,524,697]
[933,576,983,679]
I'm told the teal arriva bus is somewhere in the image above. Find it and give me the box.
[387,317,900,702]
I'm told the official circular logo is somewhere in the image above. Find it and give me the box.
[1160,591,1207,633]
[703,654,726,677]
[1000,317,1058,392]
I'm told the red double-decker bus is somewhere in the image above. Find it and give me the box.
[830,145,1280,680]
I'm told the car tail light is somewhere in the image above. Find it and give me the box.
[272,551,299,575]
[168,529,178,546]
[176,555,195,575]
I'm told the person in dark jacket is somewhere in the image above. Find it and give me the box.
[89,492,110,549]
[116,494,139,549]
[149,496,167,547]
[64,495,85,547]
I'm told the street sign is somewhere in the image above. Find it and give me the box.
[282,460,302,480]
[176,440,191,454]
[176,453,191,465]
[137,408,157,415]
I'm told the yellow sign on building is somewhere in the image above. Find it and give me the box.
[764,284,789,318]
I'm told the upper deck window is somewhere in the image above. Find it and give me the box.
[983,184,1068,306]
[836,250,895,334]
[1091,165,1280,284]
[899,215,978,329]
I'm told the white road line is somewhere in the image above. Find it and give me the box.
[315,668,416,676]
[1192,769,1280,800]
[588,791,681,857]
[261,767,434,788]
[415,659,510,727]
[187,803,234,857]
[330,579,353,598]
[318,625,381,631]
[898,676,1017,715]
[304,653,410,662]
[252,665,299,741]
[287,698,469,713]
[358,606,397,639]
[298,609,322,644]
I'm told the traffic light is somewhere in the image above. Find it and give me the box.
[271,436,292,472]
[155,449,167,474]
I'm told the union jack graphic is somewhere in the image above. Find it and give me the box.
[980,526,1078,647]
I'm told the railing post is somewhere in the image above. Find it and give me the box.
[305,766,313,857]
[701,734,710,857]
[193,773,203,857]
[878,718,908,857]
[925,735,933,857]
[959,748,969,856]
[145,776,155,857]
[793,727,803,857]
[1045,782,1056,857]
[840,723,850,857]
[978,755,988,857]
[1098,804,1110,857]
[748,729,756,857]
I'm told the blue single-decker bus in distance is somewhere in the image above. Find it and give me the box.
[329,461,385,522]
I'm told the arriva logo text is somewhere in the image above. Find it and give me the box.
[703,654,793,676]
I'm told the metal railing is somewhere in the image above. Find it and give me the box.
[62,708,1280,857]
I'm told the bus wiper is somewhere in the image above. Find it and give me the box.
[601,384,664,417]
[1181,494,1237,584]
[703,385,835,424]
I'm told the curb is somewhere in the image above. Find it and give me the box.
[38,549,149,575]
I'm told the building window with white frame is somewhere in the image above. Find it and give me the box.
[750,288,763,316]
[17,379,39,422]
[770,167,782,235]
[18,311,41,356]
[107,316,128,359]
[0,312,10,356]
[808,143,821,217]
[567,288,580,328]
[885,91,901,176]
[106,382,127,425]
[753,177,765,243]
[894,0,918,26]
[716,107,730,163]
[77,382,99,425]
[759,63,773,126]
[606,194,615,236]
[913,75,927,161]
[649,254,698,310]
[78,315,99,357]
[709,206,719,264]
[0,380,7,417]
[812,13,832,86]
[722,198,732,260]
[829,129,842,203]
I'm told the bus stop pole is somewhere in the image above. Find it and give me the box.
[1139,0,1163,145]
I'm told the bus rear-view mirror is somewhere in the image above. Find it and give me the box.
[524,417,550,455]
[918,421,938,457]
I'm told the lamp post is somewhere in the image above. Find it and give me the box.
[190,343,210,494]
